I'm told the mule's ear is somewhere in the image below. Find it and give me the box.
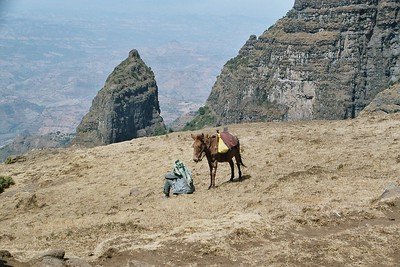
[191,133,196,140]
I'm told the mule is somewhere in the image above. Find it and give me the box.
[191,132,245,189]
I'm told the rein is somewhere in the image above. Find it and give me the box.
[198,145,206,161]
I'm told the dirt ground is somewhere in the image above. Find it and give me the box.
[1,113,400,266]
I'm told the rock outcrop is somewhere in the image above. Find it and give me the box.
[75,49,166,147]
[206,0,400,125]
[359,82,400,116]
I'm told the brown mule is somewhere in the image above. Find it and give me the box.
[191,132,245,189]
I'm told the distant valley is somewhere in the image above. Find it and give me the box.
[0,13,272,147]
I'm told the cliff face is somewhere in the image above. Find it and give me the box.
[206,0,400,124]
[75,49,165,147]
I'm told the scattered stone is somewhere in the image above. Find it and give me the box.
[99,247,119,259]
[29,249,95,267]
[38,249,66,260]
[0,249,12,258]
[379,185,400,202]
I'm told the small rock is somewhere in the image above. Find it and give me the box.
[99,247,118,259]
[39,249,65,260]
[380,185,400,201]
[0,249,12,258]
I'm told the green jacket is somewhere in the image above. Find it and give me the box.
[165,160,195,194]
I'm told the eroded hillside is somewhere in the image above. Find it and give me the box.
[1,114,400,266]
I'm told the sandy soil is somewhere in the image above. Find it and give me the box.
[1,114,400,266]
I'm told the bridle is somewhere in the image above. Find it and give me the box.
[198,145,206,161]
[195,140,207,162]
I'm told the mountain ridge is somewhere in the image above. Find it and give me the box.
[203,0,399,126]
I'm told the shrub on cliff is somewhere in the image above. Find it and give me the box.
[0,176,14,193]
[183,106,216,131]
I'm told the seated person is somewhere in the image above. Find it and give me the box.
[164,160,195,197]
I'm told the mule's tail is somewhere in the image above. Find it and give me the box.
[237,141,246,167]
[238,153,246,167]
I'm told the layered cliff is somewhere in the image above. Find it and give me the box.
[75,49,166,147]
[206,0,400,125]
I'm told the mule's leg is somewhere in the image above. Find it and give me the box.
[212,163,217,188]
[208,162,213,189]
[235,155,242,180]
[228,159,235,182]
[208,161,218,189]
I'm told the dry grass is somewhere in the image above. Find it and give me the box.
[1,113,400,266]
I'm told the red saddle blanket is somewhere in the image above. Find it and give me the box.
[219,131,238,149]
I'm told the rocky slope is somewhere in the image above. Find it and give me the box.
[360,82,400,116]
[205,0,400,125]
[0,132,74,162]
[1,113,400,266]
[74,49,166,147]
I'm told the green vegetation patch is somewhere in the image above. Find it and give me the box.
[0,175,14,193]
[5,157,16,164]
[153,124,168,136]
[183,106,216,131]
[225,55,249,71]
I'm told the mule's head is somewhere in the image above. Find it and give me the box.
[191,133,206,162]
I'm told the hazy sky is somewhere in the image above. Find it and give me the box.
[0,0,296,49]
[0,0,295,54]
[3,0,294,18]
